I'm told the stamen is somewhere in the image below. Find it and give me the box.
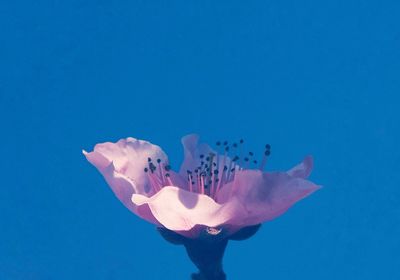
[157,159,164,185]
[244,152,253,169]
[143,137,273,199]
[148,161,157,173]
[206,153,215,196]
[215,146,229,194]
[238,139,244,166]
[146,171,161,192]
[225,157,235,182]
[200,174,205,194]
[195,172,201,193]
[165,172,173,185]
[187,170,193,192]
[259,144,271,171]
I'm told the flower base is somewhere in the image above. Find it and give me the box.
[185,238,228,280]
[158,224,261,280]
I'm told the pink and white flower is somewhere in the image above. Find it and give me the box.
[83,134,320,238]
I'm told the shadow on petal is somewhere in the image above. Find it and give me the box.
[178,187,200,209]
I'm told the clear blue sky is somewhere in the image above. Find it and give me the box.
[1,1,399,279]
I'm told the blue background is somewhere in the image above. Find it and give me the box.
[1,1,399,279]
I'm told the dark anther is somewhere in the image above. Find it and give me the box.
[249,152,254,156]
[240,139,244,144]
[215,178,220,182]
[253,160,258,164]
[216,141,221,146]
[225,146,230,152]
[148,157,152,162]
[149,164,156,173]
[214,170,219,174]
[231,168,235,172]
[213,162,217,167]
[206,157,210,161]
[265,150,271,156]
[244,157,249,162]
[165,173,170,177]
[265,144,271,150]
[223,165,228,171]
[164,165,171,171]
[200,154,204,159]
[157,158,161,163]
[144,167,148,173]
[201,161,204,165]
[223,141,228,146]
[233,156,239,161]
[187,170,192,174]
[233,143,238,148]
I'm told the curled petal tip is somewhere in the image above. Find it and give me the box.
[181,133,200,142]
[82,149,88,155]
[287,155,314,179]
[131,193,146,205]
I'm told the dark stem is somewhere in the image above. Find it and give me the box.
[157,224,261,280]
[184,238,228,280]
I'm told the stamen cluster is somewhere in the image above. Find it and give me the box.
[143,139,271,199]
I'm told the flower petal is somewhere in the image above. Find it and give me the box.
[132,186,247,232]
[83,137,170,225]
[84,137,168,196]
[287,155,313,179]
[82,156,159,224]
[216,169,320,225]
[179,134,216,176]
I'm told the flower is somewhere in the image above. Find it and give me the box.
[83,134,320,239]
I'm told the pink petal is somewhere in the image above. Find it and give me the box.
[287,155,314,179]
[179,134,216,176]
[132,186,247,233]
[216,169,320,225]
[82,156,159,225]
[84,137,168,195]
[83,137,170,225]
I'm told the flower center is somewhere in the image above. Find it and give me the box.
[143,139,271,199]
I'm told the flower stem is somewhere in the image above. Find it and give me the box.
[157,224,261,280]
[184,238,228,280]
